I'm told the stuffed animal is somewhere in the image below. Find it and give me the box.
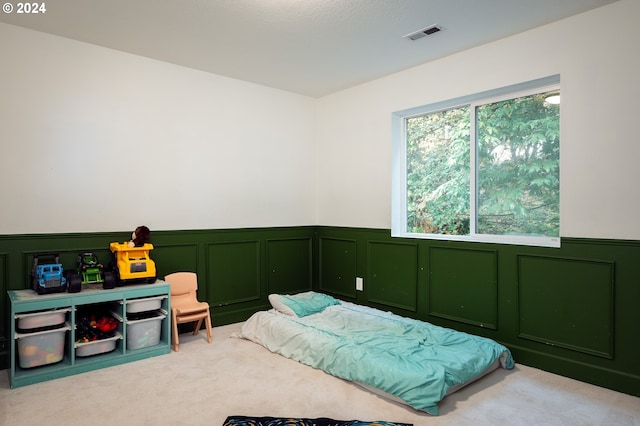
[127,225,151,248]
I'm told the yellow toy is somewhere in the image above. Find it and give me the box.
[109,242,156,284]
[109,239,157,285]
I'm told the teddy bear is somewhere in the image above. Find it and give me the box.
[127,225,151,248]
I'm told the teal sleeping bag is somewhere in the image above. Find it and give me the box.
[235,300,514,415]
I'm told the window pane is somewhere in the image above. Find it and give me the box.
[406,106,470,235]
[476,91,560,237]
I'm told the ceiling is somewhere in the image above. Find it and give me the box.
[1,0,618,97]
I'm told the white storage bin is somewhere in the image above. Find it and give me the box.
[126,312,166,350]
[16,308,70,331]
[124,295,167,313]
[75,333,122,357]
[16,324,70,368]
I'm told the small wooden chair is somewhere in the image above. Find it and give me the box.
[164,272,212,352]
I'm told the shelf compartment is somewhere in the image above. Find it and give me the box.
[15,307,71,332]
[126,310,167,350]
[15,323,71,369]
[75,332,122,357]
[122,295,167,313]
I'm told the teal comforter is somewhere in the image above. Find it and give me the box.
[234,301,514,415]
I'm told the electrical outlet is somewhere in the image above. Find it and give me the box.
[355,277,364,291]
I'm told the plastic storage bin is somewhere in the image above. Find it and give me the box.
[75,333,122,357]
[125,295,166,313]
[126,311,166,350]
[16,324,70,368]
[15,308,70,332]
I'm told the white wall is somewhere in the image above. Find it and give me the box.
[2,0,639,240]
[316,0,640,240]
[0,23,317,234]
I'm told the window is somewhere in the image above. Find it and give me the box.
[392,76,560,247]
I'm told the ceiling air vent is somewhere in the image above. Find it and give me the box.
[404,24,442,41]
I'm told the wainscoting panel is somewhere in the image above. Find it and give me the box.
[367,241,418,312]
[429,246,498,329]
[319,237,357,298]
[266,237,313,294]
[518,255,615,359]
[207,240,261,306]
[152,243,199,280]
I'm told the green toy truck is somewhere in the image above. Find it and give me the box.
[66,252,116,292]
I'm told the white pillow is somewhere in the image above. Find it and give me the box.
[268,294,297,316]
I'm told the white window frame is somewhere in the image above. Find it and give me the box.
[391,75,561,248]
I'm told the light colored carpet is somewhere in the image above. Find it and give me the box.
[1,322,639,426]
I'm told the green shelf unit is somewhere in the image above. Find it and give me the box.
[9,281,171,388]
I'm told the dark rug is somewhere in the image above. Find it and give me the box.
[223,416,412,426]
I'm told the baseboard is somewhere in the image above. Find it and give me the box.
[509,343,640,398]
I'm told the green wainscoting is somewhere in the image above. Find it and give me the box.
[518,255,615,359]
[316,227,640,398]
[266,237,314,295]
[429,246,498,329]
[367,241,418,312]
[319,237,357,299]
[0,227,317,371]
[2,226,639,399]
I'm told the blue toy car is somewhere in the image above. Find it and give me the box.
[31,254,67,294]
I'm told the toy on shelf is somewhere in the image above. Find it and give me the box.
[30,253,67,295]
[128,225,151,248]
[110,226,156,285]
[76,312,118,343]
[66,252,116,292]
